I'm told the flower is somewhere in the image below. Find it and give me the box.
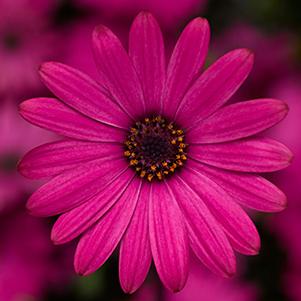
[0,0,56,96]
[212,23,295,100]
[165,262,257,301]
[18,12,292,293]
[0,100,54,212]
[75,0,208,30]
[0,211,72,301]
[265,76,301,301]
[133,261,257,301]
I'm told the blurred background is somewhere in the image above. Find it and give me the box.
[1,0,301,300]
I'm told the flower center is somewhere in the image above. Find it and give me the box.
[124,116,187,182]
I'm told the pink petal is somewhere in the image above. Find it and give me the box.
[19,98,125,142]
[190,138,292,172]
[27,157,127,217]
[162,17,210,117]
[119,183,152,293]
[184,164,261,255]
[188,98,288,143]
[19,140,122,179]
[92,25,145,119]
[149,182,189,292]
[39,62,130,128]
[129,12,165,113]
[191,161,287,212]
[176,49,254,126]
[169,177,236,277]
[74,178,142,276]
[51,169,134,244]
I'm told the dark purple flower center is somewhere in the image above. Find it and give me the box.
[124,116,187,182]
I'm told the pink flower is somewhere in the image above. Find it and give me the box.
[266,76,301,205]
[0,100,54,212]
[212,23,295,100]
[265,76,301,301]
[165,263,257,301]
[0,0,56,96]
[133,261,257,301]
[75,0,207,30]
[0,211,71,300]
[18,12,291,293]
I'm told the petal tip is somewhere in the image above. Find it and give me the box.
[188,17,210,34]
[93,24,111,39]
[74,261,91,277]
[50,228,63,245]
[120,283,138,295]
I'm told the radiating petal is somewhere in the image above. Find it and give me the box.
[129,12,165,113]
[74,178,142,276]
[162,17,210,117]
[191,161,287,212]
[18,140,122,179]
[19,98,125,142]
[27,157,127,217]
[92,25,145,119]
[190,138,292,172]
[149,182,189,292]
[188,99,288,143]
[169,177,236,277]
[51,169,134,244]
[39,62,130,128]
[184,164,260,255]
[176,49,254,126]
[119,183,152,293]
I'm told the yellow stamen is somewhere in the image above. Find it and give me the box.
[147,174,154,182]
[130,159,138,166]
[124,151,131,157]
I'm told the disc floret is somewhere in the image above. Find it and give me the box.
[124,116,187,181]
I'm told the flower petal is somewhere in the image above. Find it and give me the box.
[191,161,287,212]
[92,25,145,119]
[176,49,254,126]
[190,138,292,172]
[51,169,134,244]
[18,140,122,179]
[169,177,236,277]
[74,178,141,276]
[39,62,130,128]
[149,182,189,292]
[184,164,261,255]
[162,17,210,117]
[19,98,125,142]
[129,12,165,113]
[27,157,127,217]
[119,183,152,293]
[188,99,288,143]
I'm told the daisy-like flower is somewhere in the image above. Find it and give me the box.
[18,12,292,293]
[0,0,54,95]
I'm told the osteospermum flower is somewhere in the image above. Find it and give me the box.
[0,0,54,95]
[18,12,292,293]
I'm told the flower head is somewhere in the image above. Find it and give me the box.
[75,0,207,30]
[0,100,53,212]
[19,12,292,293]
[0,212,71,300]
[0,0,55,96]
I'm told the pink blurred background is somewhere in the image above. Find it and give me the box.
[0,0,300,300]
